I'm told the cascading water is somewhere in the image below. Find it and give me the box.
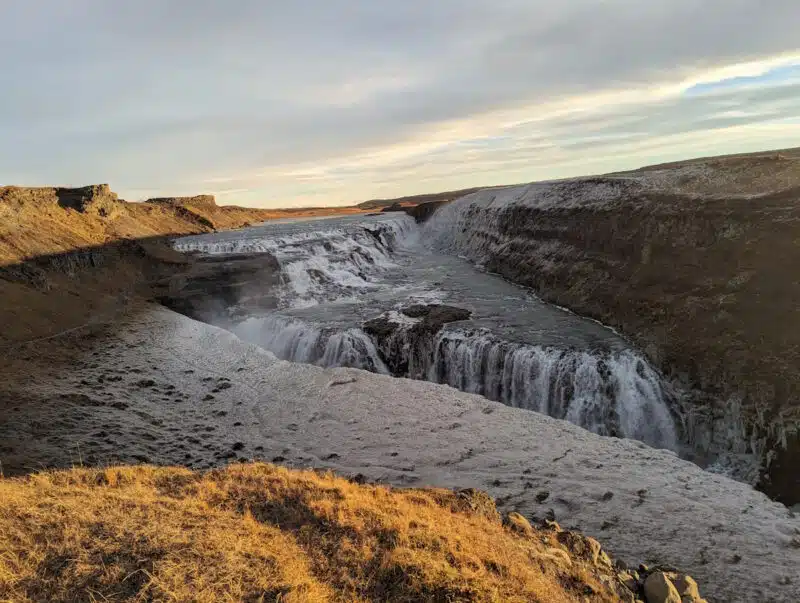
[174,214,417,307]
[363,319,677,450]
[435,334,677,449]
[231,314,388,374]
[172,211,682,453]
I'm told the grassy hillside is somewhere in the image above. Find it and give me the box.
[0,463,629,602]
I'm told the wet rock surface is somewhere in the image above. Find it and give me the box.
[157,252,282,323]
[364,304,471,339]
[363,304,472,376]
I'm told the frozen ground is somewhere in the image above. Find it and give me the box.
[1,304,798,603]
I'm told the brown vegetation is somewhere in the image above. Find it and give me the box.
[0,463,627,602]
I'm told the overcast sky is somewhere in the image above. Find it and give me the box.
[1,1,798,207]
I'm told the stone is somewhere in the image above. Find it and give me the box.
[451,488,501,523]
[668,573,706,603]
[644,571,681,603]
[617,570,640,593]
[503,512,534,537]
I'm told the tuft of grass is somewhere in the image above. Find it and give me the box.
[0,463,624,602]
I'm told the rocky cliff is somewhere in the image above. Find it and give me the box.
[427,149,800,504]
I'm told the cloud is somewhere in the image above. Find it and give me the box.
[0,1,798,206]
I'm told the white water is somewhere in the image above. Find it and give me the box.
[174,212,681,452]
[428,333,677,450]
[175,214,417,307]
[232,314,388,374]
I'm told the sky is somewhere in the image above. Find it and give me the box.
[1,1,799,208]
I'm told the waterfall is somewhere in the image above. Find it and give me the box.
[172,211,680,452]
[175,214,417,308]
[232,312,677,450]
[231,315,389,374]
[371,323,678,450]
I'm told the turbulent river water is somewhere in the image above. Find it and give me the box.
[174,213,681,452]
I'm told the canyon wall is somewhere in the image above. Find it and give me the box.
[427,150,800,504]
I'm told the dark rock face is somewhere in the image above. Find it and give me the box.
[363,304,471,340]
[404,200,451,223]
[482,195,800,501]
[157,252,282,323]
[363,304,471,376]
[400,304,472,331]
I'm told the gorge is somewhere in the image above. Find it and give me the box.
[2,149,800,602]
[166,149,800,502]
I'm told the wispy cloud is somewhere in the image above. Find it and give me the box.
[1,1,798,207]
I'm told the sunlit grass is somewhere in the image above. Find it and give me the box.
[0,463,622,602]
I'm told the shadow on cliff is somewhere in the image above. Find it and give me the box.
[0,235,195,347]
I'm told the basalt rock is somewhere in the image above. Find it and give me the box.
[157,252,282,323]
[404,200,452,223]
[363,304,471,375]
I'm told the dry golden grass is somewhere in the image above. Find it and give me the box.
[0,463,623,602]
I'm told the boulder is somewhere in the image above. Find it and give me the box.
[451,488,501,523]
[644,571,682,603]
[556,530,611,567]
[503,512,534,537]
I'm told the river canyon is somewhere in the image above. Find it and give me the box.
[2,151,800,601]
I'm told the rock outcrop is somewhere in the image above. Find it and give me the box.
[404,199,452,223]
[0,183,122,218]
[363,304,472,375]
[157,252,282,323]
[0,184,277,265]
